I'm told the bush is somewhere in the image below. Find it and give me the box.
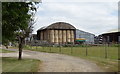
[24,45,31,49]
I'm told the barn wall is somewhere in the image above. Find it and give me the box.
[38,29,75,44]
[50,30,54,43]
[67,30,71,42]
[54,30,58,44]
[71,30,74,43]
[40,31,43,40]
[58,30,63,43]
[63,30,66,43]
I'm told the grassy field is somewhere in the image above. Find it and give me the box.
[24,46,118,60]
[24,46,118,72]
[2,57,41,72]
[0,49,15,53]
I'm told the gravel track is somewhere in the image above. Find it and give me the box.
[1,49,104,72]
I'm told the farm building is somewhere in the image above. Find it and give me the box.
[102,29,120,44]
[37,22,76,44]
[94,35,103,44]
[76,29,95,44]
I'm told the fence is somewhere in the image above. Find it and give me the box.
[24,43,119,60]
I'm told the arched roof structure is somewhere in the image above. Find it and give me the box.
[37,22,76,31]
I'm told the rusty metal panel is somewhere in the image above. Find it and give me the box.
[47,22,76,29]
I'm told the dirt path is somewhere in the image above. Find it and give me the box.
[1,49,104,72]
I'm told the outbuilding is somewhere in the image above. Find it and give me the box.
[102,29,120,44]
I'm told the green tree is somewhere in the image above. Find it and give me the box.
[2,2,39,60]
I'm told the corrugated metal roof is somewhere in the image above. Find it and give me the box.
[37,26,48,31]
[47,22,76,29]
[76,29,95,36]
[37,22,76,31]
[103,28,120,34]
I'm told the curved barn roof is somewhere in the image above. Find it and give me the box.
[37,22,76,31]
[102,28,120,34]
[47,22,76,29]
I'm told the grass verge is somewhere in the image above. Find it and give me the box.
[2,57,41,72]
[70,54,118,72]
[0,49,15,53]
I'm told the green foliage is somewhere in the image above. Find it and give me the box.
[24,45,31,49]
[2,2,38,45]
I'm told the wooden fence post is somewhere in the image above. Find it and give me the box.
[50,46,51,52]
[86,44,88,56]
[105,43,107,59]
[71,44,73,54]
[59,46,61,53]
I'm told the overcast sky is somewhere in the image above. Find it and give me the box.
[32,0,119,36]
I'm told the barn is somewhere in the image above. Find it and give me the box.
[102,29,120,44]
[37,22,76,44]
